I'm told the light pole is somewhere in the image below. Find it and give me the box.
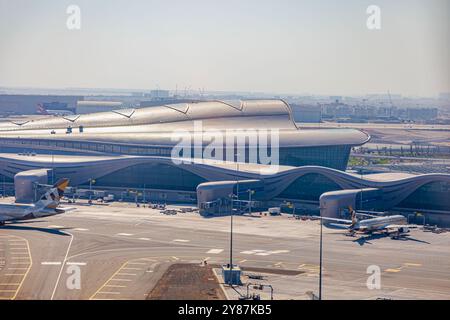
[228,153,240,284]
[228,192,235,285]
[319,212,323,300]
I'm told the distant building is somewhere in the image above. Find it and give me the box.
[439,92,450,100]
[0,95,83,115]
[76,101,124,114]
[291,104,322,123]
[407,108,438,121]
[149,90,170,100]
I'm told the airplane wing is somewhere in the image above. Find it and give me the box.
[314,216,352,224]
[385,224,419,230]
[55,207,77,214]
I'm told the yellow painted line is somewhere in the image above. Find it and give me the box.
[404,263,422,267]
[0,283,20,286]
[7,268,28,270]
[97,291,120,295]
[239,259,247,263]
[385,268,401,273]
[0,290,16,293]
[89,260,130,300]
[11,236,32,300]
[4,274,26,276]
[171,256,179,260]
[10,263,29,265]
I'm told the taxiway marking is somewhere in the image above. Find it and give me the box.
[207,249,224,254]
[50,232,74,300]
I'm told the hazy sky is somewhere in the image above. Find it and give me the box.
[0,0,449,96]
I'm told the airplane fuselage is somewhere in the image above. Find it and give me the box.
[354,215,407,232]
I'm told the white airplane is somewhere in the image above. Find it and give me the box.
[36,104,74,116]
[319,209,419,238]
[0,178,75,226]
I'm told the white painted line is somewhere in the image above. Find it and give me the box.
[47,225,64,229]
[171,256,179,260]
[207,249,224,254]
[116,273,137,276]
[255,252,271,256]
[66,262,86,266]
[122,267,142,271]
[240,251,255,255]
[41,262,62,266]
[116,233,133,236]
[173,239,190,242]
[270,250,290,254]
[7,268,28,270]
[73,228,89,231]
[128,262,147,265]
[4,274,26,276]
[239,259,247,263]
[104,285,126,288]
[138,238,151,241]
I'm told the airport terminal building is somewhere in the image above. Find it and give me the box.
[0,100,449,225]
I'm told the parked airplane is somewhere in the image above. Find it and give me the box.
[37,104,74,116]
[320,208,418,238]
[0,178,75,225]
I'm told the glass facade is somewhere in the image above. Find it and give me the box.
[0,138,352,170]
[397,181,450,212]
[279,145,351,171]
[89,163,206,191]
[277,173,342,201]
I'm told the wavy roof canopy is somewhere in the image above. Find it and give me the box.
[0,99,370,148]
[0,100,295,132]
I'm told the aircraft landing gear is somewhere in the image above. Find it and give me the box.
[0,221,5,227]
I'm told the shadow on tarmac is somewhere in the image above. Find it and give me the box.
[0,224,72,236]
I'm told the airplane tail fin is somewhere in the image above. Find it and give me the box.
[36,103,48,115]
[35,178,70,209]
